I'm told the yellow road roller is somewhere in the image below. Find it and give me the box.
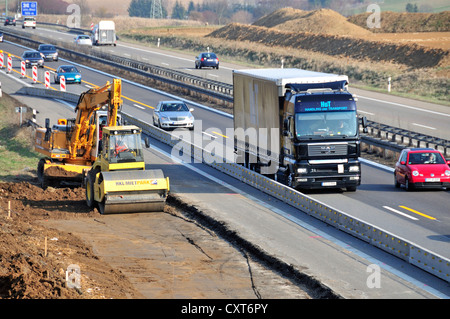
[85,125,169,214]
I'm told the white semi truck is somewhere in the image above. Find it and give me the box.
[233,68,367,191]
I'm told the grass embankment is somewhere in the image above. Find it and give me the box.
[0,93,41,181]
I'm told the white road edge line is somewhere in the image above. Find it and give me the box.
[412,123,436,130]
[383,206,419,221]
[358,95,450,117]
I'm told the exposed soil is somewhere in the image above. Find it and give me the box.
[0,178,320,299]
[207,22,449,69]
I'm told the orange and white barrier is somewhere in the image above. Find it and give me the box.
[32,66,38,83]
[0,51,3,68]
[6,54,12,73]
[21,61,26,78]
[60,75,66,91]
[45,71,50,89]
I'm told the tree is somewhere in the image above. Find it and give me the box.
[128,0,152,18]
[172,1,186,20]
[406,3,418,12]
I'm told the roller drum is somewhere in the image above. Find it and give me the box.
[98,169,169,214]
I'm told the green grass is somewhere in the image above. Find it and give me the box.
[0,94,41,182]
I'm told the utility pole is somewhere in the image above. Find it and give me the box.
[150,0,163,19]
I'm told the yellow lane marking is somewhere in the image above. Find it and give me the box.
[212,131,228,139]
[123,96,154,109]
[9,68,57,90]
[399,206,437,220]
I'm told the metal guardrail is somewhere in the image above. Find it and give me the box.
[22,87,450,283]
[3,24,448,156]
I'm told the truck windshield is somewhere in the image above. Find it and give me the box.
[109,133,144,163]
[295,111,357,138]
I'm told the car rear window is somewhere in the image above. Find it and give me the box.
[202,53,217,58]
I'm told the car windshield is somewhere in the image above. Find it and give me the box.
[25,52,40,58]
[161,103,189,112]
[408,152,445,165]
[60,66,78,73]
[40,46,55,51]
[108,133,144,163]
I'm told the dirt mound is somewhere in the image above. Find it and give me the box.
[208,23,448,68]
[0,182,141,299]
[253,8,372,37]
[348,11,450,33]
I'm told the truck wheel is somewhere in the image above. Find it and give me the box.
[285,170,293,188]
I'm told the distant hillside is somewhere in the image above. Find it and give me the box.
[253,8,371,37]
[348,11,450,33]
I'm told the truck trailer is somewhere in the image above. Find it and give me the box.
[91,20,116,46]
[233,68,367,191]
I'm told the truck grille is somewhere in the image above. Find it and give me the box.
[308,143,347,156]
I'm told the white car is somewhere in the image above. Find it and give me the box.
[74,35,92,46]
[22,17,36,29]
[153,101,194,130]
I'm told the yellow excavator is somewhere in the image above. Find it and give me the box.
[34,79,169,214]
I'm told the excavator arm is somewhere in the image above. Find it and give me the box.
[69,79,123,160]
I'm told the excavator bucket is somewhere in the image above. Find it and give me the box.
[95,169,169,215]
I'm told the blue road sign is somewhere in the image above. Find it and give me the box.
[21,2,38,16]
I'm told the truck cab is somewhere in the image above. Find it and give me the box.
[281,86,362,191]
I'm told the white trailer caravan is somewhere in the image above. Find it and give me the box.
[91,21,116,46]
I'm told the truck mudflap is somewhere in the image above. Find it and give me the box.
[97,169,169,214]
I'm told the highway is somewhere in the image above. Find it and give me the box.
[0,26,449,297]
[12,23,449,140]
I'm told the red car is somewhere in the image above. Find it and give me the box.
[394,148,450,191]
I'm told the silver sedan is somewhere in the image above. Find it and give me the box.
[153,101,194,130]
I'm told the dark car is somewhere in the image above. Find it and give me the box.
[38,44,58,61]
[54,65,81,84]
[195,52,219,69]
[394,148,450,191]
[4,16,16,26]
[21,50,44,68]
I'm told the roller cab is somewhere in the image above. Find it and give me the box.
[85,126,169,214]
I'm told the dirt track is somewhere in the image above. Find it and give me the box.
[0,180,317,299]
